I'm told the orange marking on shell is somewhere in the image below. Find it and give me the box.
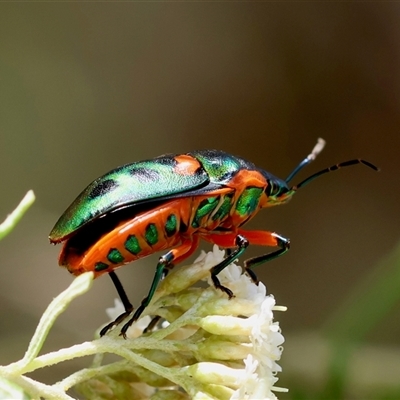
[226,169,267,188]
[173,155,202,175]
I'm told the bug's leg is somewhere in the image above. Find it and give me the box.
[119,254,172,338]
[100,271,134,336]
[225,248,233,257]
[204,229,290,285]
[171,236,201,265]
[143,236,201,334]
[237,229,290,284]
[204,234,249,297]
[143,315,161,333]
[120,237,200,338]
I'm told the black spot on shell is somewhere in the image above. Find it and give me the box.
[88,179,118,200]
[129,167,160,181]
[153,155,177,166]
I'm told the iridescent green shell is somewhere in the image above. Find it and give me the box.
[49,150,283,243]
[49,155,206,242]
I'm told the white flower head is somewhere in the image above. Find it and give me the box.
[82,245,287,399]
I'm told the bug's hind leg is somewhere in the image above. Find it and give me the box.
[100,271,133,336]
[143,236,202,334]
[119,237,200,338]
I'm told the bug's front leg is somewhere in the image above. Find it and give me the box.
[206,234,249,297]
[238,229,290,284]
[203,229,290,286]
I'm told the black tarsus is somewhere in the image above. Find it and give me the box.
[99,271,133,337]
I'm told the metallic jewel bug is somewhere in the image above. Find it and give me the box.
[49,139,378,337]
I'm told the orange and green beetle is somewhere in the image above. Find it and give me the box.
[49,139,378,337]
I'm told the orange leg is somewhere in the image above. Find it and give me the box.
[237,229,281,247]
[238,230,290,283]
[202,229,290,285]
[203,229,280,247]
[169,235,200,266]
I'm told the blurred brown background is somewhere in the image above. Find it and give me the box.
[0,3,399,393]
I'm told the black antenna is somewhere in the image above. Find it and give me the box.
[293,159,379,191]
[285,138,326,183]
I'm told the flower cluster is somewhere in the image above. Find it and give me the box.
[77,246,287,400]
[0,196,287,400]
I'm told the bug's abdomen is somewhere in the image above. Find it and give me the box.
[60,199,190,277]
[59,188,245,277]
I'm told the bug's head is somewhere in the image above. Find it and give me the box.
[261,176,293,206]
[262,138,379,207]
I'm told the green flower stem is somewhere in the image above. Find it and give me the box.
[0,190,35,240]
[56,340,195,394]
[0,373,74,400]
[55,360,133,391]
[7,285,225,395]
[0,244,285,399]
[3,317,203,393]
[5,272,94,374]
[6,317,196,375]
[14,341,100,374]
[21,335,193,375]
[100,341,186,384]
